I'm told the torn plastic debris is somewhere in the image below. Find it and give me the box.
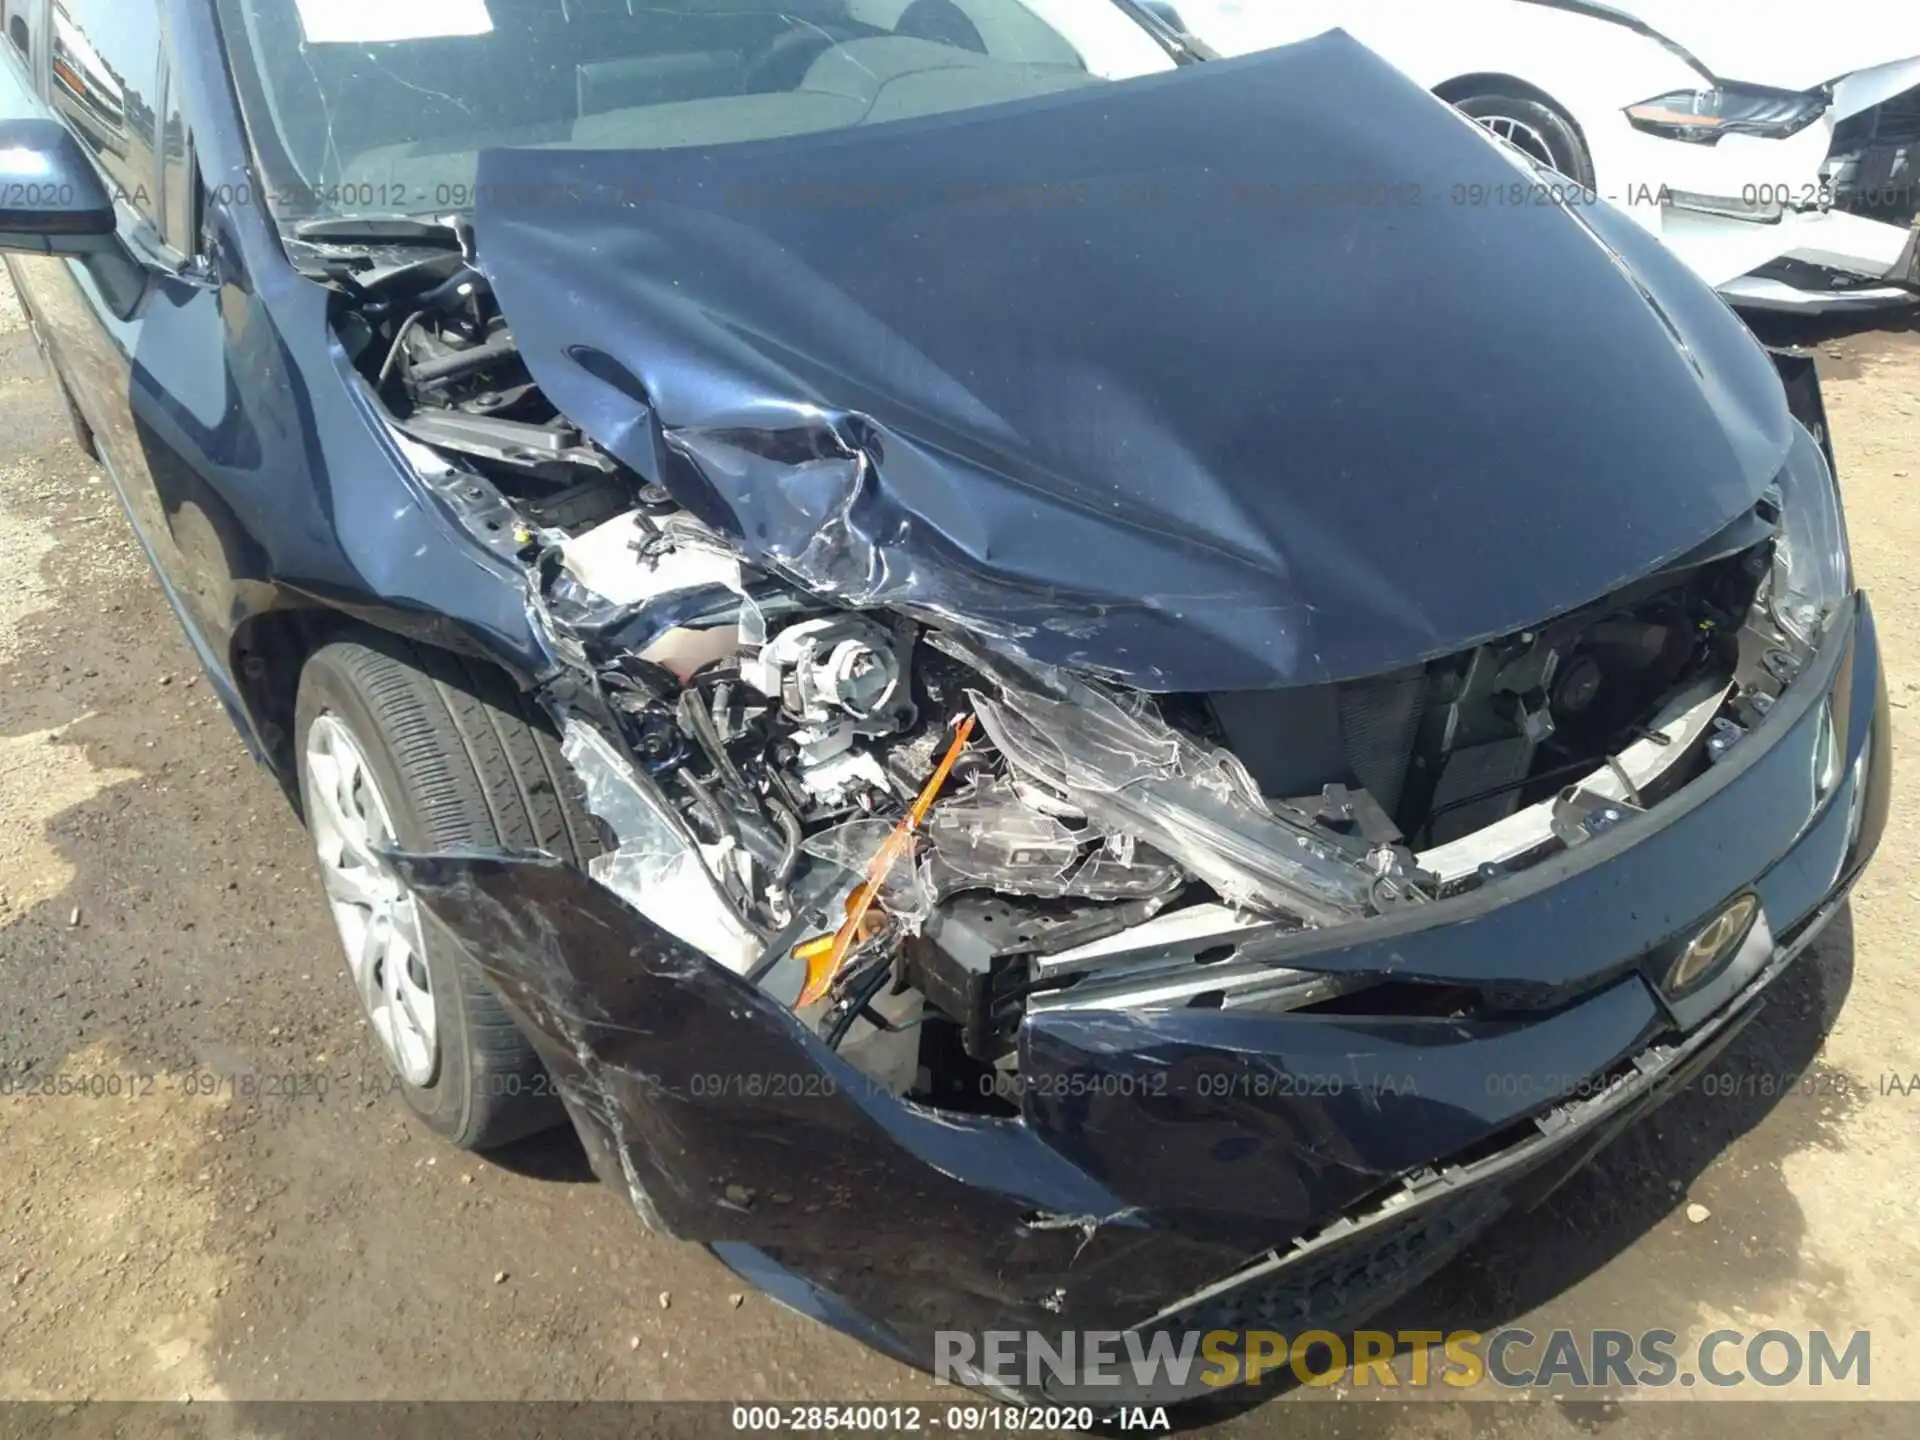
[561,720,765,973]
[920,778,1183,902]
[534,511,771,673]
[793,715,977,1006]
[938,638,1413,925]
[800,818,935,928]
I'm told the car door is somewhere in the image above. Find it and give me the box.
[5,0,239,662]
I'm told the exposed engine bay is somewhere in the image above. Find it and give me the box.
[325,249,1834,1109]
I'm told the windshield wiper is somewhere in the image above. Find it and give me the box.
[1114,0,1214,61]
[291,214,468,248]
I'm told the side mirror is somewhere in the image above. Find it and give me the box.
[0,116,147,317]
[0,116,117,251]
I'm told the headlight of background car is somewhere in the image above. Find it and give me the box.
[1625,83,1829,143]
[1768,421,1852,649]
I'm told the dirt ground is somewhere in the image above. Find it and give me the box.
[2,264,1919,1438]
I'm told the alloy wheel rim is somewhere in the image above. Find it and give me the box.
[1474,113,1557,170]
[304,714,438,1086]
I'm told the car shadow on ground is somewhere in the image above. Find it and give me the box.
[1173,911,1859,1432]
[485,1120,603,1182]
[1746,306,1920,349]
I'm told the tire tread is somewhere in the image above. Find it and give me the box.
[296,629,598,1150]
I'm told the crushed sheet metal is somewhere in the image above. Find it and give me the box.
[384,851,1247,1340]
[472,32,1791,692]
[384,850,1680,1366]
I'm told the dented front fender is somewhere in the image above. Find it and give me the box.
[389,852,1235,1354]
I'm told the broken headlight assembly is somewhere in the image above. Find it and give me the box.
[1763,421,1852,650]
[334,259,1850,1111]
[1625,83,1830,143]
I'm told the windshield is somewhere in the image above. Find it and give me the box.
[214,1,1178,224]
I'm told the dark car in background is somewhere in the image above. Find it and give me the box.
[0,0,1889,1404]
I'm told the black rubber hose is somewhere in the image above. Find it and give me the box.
[743,863,854,986]
[377,311,426,386]
[416,263,482,315]
[764,795,804,911]
[677,769,738,848]
[409,330,518,385]
[677,687,750,795]
[825,956,896,1050]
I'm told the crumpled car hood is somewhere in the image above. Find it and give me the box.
[473,32,1793,692]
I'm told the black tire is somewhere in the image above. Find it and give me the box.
[1453,92,1595,189]
[294,629,601,1150]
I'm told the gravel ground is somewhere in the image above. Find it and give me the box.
[2,266,1918,1437]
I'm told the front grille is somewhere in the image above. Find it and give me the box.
[1829,85,1920,222]
[1749,256,1915,293]
[1207,670,1428,825]
[1143,1188,1508,1338]
[1337,671,1426,819]
[1886,89,1920,139]
[1832,86,1920,149]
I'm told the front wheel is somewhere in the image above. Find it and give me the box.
[294,631,601,1150]
[1453,92,1595,189]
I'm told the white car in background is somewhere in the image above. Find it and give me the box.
[1161,0,1920,312]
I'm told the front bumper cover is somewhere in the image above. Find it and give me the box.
[1710,85,1920,311]
[392,593,1889,1398]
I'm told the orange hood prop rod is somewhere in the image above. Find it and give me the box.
[795,714,977,1007]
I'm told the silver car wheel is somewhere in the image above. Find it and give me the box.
[303,713,439,1086]
[1473,113,1557,169]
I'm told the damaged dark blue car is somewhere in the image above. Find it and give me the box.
[0,0,1890,1404]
